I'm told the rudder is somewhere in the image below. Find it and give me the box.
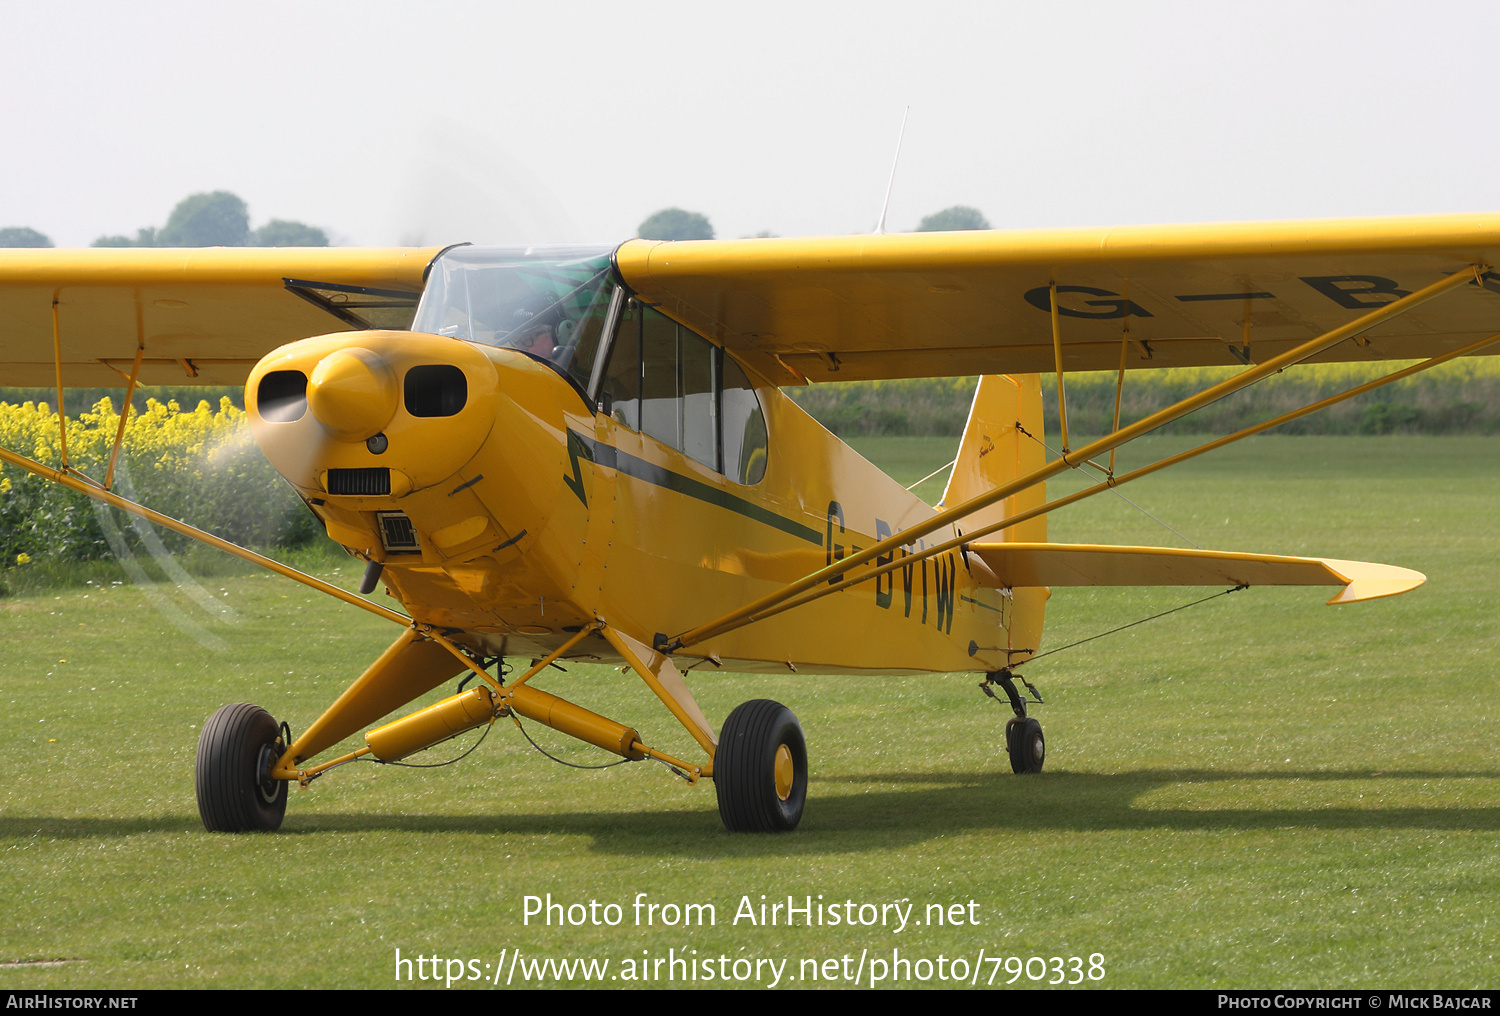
[942,374,1047,542]
[941,374,1048,661]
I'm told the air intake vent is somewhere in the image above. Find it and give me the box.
[377,512,420,552]
[327,468,391,496]
[404,364,467,417]
[257,370,308,422]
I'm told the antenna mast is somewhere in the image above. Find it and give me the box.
[874,106,910,235]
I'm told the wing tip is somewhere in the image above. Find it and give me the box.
[1324,562,1427,605]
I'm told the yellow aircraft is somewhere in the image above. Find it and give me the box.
[2,213,1496,833]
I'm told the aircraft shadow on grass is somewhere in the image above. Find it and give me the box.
[5,768,1497,856]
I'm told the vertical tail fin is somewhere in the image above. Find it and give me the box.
[941,374,1049,661]
[941,374,1047,543]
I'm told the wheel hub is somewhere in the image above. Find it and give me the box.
[256,742,282,804]
[774,744,794,801]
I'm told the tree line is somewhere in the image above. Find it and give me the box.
[635,205,991,240]
[5,197,992,248]
[1,191,327,248]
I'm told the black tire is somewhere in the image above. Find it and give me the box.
[1008,716,1045,774]
[196,703,288,832]
[714,699,807,832]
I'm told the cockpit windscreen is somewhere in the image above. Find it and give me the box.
[412,245,616,390]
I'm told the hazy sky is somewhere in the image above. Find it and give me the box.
[4,1,1497,248]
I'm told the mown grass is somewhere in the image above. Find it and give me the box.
[1,436,1496,989]
[0,537,351,599]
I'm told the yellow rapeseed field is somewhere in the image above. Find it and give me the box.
[0,397,314,566]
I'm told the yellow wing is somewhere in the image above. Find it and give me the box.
[0,247,443,387]
[11,215,1500,391]
[613,213,1500,384]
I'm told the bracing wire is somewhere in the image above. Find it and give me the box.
[366,718,496,769]
[1025,584,1248,664]
[1016,423,1202,549]
[506,711,633,770]
[906,457,957,491]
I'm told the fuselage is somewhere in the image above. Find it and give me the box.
[244,245,1043,675]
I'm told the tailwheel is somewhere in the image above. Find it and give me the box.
[1006,716,1045,774]
[196,703,289,832]
[714,699,807,832]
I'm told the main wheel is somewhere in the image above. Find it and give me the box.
[196,703,288,832]
[714,699,807,832]
[1007,716,1045,774]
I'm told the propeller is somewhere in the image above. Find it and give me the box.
[386,118,584,247]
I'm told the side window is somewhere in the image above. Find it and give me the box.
[681,327,718,470]
[600,298,641,430]
[619,305,767,486]
[641,308,679,449]
[722,355,768,485]
[562,283,615,393]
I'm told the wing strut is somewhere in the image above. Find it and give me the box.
[49,296,71,472]
[1049,281,1070,453]
[104,345,144,490]
[1109,322,1129,475]
[667,263,1492,651]
[678,324,1500,639]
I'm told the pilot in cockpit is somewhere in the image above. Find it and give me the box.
[503,307,579,368]
[510,317,557,359]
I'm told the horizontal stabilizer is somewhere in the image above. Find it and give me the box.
[968,543,1425,605]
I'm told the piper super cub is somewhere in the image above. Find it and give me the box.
[3,213,1495,831]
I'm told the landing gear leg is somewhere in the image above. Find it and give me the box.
[985,669,1045,774]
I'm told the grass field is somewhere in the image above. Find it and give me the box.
[1,435,1497,989]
